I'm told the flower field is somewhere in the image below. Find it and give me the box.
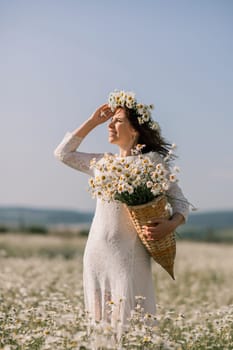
[0,234,232,349]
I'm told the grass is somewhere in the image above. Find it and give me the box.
[0,233,232,349]
[0,233,86,259]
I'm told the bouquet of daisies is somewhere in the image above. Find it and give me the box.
[88,147,179,279]
[89,146,178,207]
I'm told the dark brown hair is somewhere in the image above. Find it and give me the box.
[124,107,173,158]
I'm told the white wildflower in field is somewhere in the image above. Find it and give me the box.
[0,234,233,349]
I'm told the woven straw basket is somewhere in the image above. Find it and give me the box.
[126,195,176,280]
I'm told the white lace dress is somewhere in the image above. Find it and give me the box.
[54,132,189,328]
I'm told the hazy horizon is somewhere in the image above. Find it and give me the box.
[1,0,233,213]
[0,204,233,214]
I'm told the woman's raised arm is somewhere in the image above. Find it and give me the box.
[54,104,113,175]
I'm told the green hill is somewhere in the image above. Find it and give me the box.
[185,210,233,229]
[0,207,232,242]
[0,206,93,228]
[180,210,233,243]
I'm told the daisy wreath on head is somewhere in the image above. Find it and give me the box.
[108,89,160,131]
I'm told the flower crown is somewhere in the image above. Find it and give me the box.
[108,90,160,131]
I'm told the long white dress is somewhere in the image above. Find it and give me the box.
[54,132,189,329]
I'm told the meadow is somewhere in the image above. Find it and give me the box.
[0,233,232,349]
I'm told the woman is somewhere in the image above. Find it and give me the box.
[54,90,189,331]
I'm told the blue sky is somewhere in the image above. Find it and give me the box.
[0,0,232,212]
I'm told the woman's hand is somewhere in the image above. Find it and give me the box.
[89,103,114,126]
[71,104,114,139]
[142,213,184,241]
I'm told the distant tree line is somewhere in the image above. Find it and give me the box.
[178,227,233,243]
[0,224,48,234]
[0,224,89,236]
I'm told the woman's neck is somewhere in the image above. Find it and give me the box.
[118,144,134,157]
[118,138,138,157]
[119,149,131,157]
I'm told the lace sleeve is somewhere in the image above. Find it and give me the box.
[54,132,103,176]
[150,152,189,222]
[166,182,189,222]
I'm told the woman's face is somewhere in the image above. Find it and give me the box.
[108,108,138,148]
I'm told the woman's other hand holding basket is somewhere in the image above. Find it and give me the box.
[143,213,184,241]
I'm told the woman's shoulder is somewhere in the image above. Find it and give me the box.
[143,151,164,162]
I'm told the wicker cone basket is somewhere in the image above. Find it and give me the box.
[126,195,176,280]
